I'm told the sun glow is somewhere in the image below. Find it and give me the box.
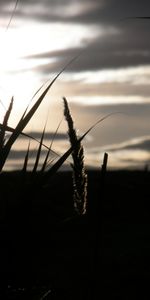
[0,20,99,124]
[0,21,98,71]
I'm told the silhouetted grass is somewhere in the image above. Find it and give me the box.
[0,10,150,299]
[63,97,88,215]
[0,62,122,298]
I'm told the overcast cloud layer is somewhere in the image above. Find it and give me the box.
[1,0,150,74]
[1,0,150,170]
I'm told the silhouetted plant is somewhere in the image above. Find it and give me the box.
[63,97,88,215]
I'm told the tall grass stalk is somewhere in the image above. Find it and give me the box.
[41,112,120,185]
[63,97,87,215]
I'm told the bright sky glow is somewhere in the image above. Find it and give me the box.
[0,21,99,117]
[70,95,150,105]
[0,22,99,66]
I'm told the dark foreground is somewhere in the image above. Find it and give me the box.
[0,170,150,299]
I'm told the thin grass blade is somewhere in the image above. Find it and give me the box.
[22,140,30,174]
[0,97,13,149]
[32,124,46,174]
[0,123,59,157]
[41,119,62,173]
[5,0,19,32]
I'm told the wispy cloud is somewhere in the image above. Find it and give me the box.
[2,0,150,70]
[103,136,150,152]
[20,131,68,141]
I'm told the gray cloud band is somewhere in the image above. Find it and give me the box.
[1,0,150,73]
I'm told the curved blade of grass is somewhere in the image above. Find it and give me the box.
[22,140,30,174]
[32,124,46,174]
[41,118,63,173]
[0,97,13,149]
[5,0,19,32]
[29,79,50,105]
[45,156,57,170]
[5,84,53,150]
[23,53,81,116]
[24,53,81,110]
[42,111,122,184]
[0,123,59,157]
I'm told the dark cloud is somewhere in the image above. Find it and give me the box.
[1,0,150,27]
[7,148,48,160]
[0,0,102,23]
[21,131,68,141]
[2,1,150,72]
[31,48,150,74]
[121,138,150,151]
[1,0,149,25]
[25,27,150,73]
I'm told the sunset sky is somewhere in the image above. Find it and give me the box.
[0,0,150,170]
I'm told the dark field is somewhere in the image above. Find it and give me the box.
[0,170,150,299]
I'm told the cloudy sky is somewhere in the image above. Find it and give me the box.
[0,0,150,170]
